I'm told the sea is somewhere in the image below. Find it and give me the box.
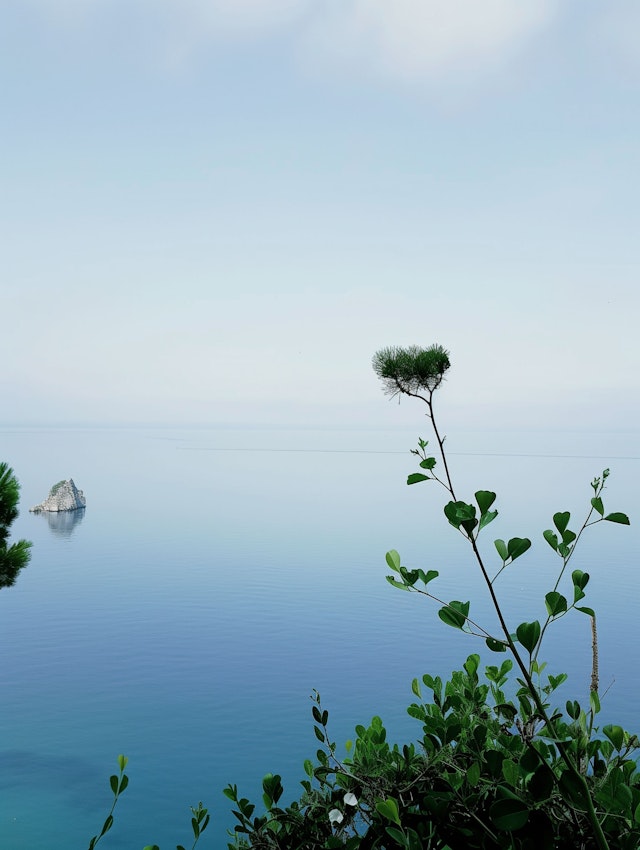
[0,425,638,849]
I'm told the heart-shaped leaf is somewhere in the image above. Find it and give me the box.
[604,512,630,525]
[507,537,531,561]
[516,620,541,654]
[475,490,497,514]
[545,591,567,617]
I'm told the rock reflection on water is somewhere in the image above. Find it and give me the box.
[36,508,85,538]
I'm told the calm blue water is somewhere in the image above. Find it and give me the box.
[0,426,638,849]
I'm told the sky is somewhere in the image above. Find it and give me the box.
[2,0,639,429]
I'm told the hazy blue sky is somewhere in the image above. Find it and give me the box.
[2,1,639,429]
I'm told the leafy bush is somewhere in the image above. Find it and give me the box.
[0,461,31,588]
[224,345,635,850]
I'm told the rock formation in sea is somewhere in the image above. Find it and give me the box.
[29,479,86,513]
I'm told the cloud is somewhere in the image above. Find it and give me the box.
[19,0,560,83]
[302,0,560,83]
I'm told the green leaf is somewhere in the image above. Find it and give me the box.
[543,529,558,551]
[489,798,529,831]
[386,577,411,591]
[547,673,567,691]
[559,771,590,808]
[303,759,313,777]
[407,473,430,485]
[109,774,118,795]
[376,797,401,826]
[572,569,589,590]
[590,690,601,716]
[475,490,497,514]
[604,512,630,525]
[411,678,421,698]
[463,654,480,677]
[417,569,439,586]
[385,550,401,571]
[100,816,113,837]
[502,759,520,787]
[528,764,555,802]
[591,496,604,516]
[399,567,419,586]
[467,762,481,787]
[444,500,476,530]
[479,510,498,531]
[507,537,531,561]
[576,606,595,617]
[544,591,567,617]
[494,539,508,560]
[438,601,469,630]
[603,725,625,750]
[420,457,436,470]
[516,620,541,654]
[566,700,580,720]
[486,637,507,653]
[553,512,570,534]
[385,826,408,846]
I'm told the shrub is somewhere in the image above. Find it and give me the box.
[224,345,635,850]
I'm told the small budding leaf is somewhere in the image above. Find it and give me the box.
[604,512,630,525]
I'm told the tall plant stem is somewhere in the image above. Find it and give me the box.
[423,400,610,850]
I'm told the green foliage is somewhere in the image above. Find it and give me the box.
[372,344,450,399]
[89,756,210,850]
[224,345,634,850]
[0,462,31,588]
